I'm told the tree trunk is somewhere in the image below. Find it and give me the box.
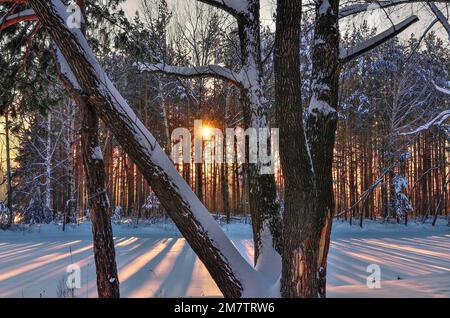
[81,104,120,298]
[237,0,282,267]
[5,112,13,225]
[275,0,339,298]
[44,114,52,222]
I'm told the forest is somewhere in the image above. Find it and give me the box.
[0,0,449,299]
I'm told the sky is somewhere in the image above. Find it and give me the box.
[122,0,276,26]
[121,0,448,41]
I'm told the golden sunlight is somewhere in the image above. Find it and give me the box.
[202,126,212,140]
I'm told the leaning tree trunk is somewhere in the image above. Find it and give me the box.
[275,0,340,298]
[29,0,264,298]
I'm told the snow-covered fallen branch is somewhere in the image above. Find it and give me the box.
[340,15,419,64]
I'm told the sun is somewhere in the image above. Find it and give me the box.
[202,126,212,139]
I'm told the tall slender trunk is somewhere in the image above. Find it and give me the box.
[63,102,76,231]
[81,104,120,298]
[5,112,13,225]
[44,114,52,222]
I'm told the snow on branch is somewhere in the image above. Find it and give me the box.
[403,110,450,134]
[436,84,450,95]
[0,9,37,30]
[402,84,450,135]
[340,15,419,64]
[138,63,243,87]
[196,0,248,17]
[428,2,450,39]
[340,0,449,18]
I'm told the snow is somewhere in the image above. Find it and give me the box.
[254,221,281,284]
[91,146,103,160]
[54,45,81,90]
[3,9,35,22]
[436,84,450,96]
[319,0,331,16]
[403,108,450,135]
[0,219,448,298]
[137,63,241,85]
[308,95,337,117]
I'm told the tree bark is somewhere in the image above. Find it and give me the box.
[81,104,120,298]
[275,0,339,298]
[237,0,283,266]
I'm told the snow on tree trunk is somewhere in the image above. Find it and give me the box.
[237,0,282,273]
[29,0,271,297]
[304,0,340,298]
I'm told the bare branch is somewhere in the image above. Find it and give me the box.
[340,0,450,18]
[196,0,248,18]
[428,2,450,39]
[340,15,419,64]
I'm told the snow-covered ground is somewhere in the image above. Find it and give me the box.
[0,219,449,298]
